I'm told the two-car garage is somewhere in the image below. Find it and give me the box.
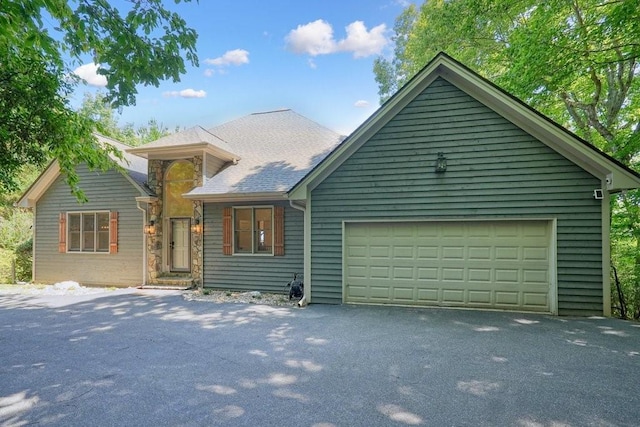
[344,220,555,313]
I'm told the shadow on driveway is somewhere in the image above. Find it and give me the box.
[1,289,639,426]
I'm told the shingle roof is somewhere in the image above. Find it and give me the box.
[188,109,343,196]
[133,125,228,150]
[95,134,153,195]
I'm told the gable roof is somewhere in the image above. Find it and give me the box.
[184,109,343,201]
[16,134,153,208]
[289,52,640,200]
[127,125,240,162]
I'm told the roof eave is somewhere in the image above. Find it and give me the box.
[127,143,240,163]
[15,161,60,208]
[183,191,287,203]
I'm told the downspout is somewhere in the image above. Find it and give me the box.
[601,183,612,317]
[289,199,308,307]
[136,201,148,287]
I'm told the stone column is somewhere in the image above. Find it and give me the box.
[191,156,204,288]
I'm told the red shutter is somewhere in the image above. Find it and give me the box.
[109,211,118,254]
[273,206,285,256]
[223,207,232,255]
[58,213,66,253]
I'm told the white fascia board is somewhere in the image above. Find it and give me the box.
[182,191,287,203]
[15,161,60,208]
[128,143,240,163]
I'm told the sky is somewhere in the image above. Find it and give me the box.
[71,1,415,136]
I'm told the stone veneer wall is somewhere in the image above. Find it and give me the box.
[145,156,204,288]
[191,156,204,287]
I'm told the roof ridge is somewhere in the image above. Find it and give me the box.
[250,108,291,115]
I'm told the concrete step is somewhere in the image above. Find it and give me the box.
[142,276,195,290]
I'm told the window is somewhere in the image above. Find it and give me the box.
[223,206,284,256]
[67,212,110,253]
[165,161,195,217]
[234,207,273,254]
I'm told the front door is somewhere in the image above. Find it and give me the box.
[170,218,190,272]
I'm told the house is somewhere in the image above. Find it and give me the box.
[18,110,343,291]
[288,53,640,316]
[18,53,640,316]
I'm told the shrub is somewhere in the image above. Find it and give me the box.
[14,237,32,282]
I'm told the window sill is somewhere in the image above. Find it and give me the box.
[231,252,275,257]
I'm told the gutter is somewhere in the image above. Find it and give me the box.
[289,200,308,307]
[136,200,148,287]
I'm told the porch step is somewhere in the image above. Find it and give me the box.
[141,276,195,290]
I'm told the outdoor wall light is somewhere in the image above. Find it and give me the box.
[191,218,202,234]
[144,220,156,235]
[435,152,447,173]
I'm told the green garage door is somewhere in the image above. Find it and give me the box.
[344,221,553,312]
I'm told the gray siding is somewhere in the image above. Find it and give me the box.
[203,201,304,292]
[311,78,602,316]
[35,165,144,287]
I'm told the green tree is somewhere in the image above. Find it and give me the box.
[0,0,198,201]
[375,0,640,318]
[77,92,174,146]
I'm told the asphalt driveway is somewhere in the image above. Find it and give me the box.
[1,289,639,426]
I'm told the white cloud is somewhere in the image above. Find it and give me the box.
[73,63,107,87]
[338,21,388,58]
[285,19,336,56]
[354,100,370,108]
[285,20,388,58]
[163,89,207,99]
[204,49,250,67]
[203,69,215,77]
[307,58,317,69]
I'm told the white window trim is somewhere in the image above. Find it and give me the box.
[66,211,111,254]
[232,206,274,256]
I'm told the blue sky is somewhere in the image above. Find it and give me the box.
[72,1,414,135]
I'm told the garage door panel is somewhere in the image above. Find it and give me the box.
[523,293,548,307]
[347,265,367,278]
[524,247,548,261]
[393,287,414,300]
[442,246,465,259]
[495,247,519,260]
[370,246,390,258]
[417,246,439,259]
[369,286,390,299]
[348,245,367,258]
[468,290,492,304]
[442,289,465,303]
[443,268,465,281]
[392,266,414,279]
[417,288,439,302]
[393,246,414,258]
[468,247,491,260]
[495,291,520,305]
[345,221,552,312]
[469,268,491,282]
[524,269,547,283]
[370,266,390,279]
[418,267,438,280]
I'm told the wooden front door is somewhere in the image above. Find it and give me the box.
[170,218,190,272]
